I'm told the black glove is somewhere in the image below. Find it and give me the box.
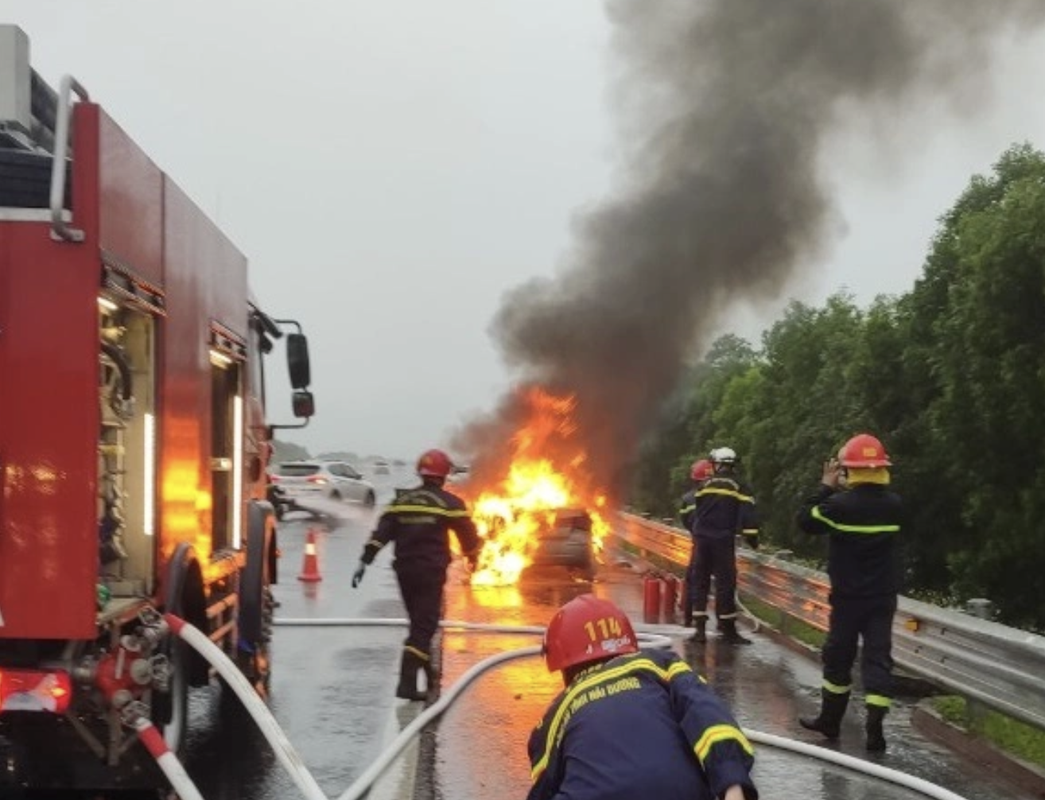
[351,563,366,588]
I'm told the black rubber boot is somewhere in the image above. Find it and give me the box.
[865,704,888,752]
[799,689,850,739]
[690,617,707,643]
[422,659,441,702]
[395,650,427,701]
[719,619,752,645]
[683,603,694,628]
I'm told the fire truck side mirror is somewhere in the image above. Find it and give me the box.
[286,333,312,390]
[292,390,315,419]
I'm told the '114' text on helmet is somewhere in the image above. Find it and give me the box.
[542,594,638,672]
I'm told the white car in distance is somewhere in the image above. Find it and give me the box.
[270,460,377,507]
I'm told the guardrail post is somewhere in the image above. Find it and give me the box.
[966,697,989,732]
[616,511,1045,732]
[964,598,993,620]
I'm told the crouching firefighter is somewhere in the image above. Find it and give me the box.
[351,448,482,701]
[527,594,758,800]
[795,433,902,752]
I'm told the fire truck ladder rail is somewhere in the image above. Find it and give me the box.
[49,73,89,243]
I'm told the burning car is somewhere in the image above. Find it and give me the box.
[459,386,610,587]
[526,507,597,582]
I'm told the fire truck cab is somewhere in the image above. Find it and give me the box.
[0,25,314,790]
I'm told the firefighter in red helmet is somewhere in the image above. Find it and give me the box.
[678,458,713,627]
[526,594,758,800]
[795,433,902,752]
[352,448,481,701]
[690,447,759,644]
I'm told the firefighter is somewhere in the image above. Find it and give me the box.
[351,448,482,701]
[690,447,759,644]
[679,458,713,627]
[795,433,902,752]
[526,594,758,800]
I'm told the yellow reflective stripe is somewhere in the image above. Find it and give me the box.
[741,528,758,534]
[666,661,695,682]
[693,724,754,763]
[696,487,754,503]
[680,504,696,514]
[529,657,676,780]
[866,694,892,708]
[386,504,469,518]
[823,680,851,695]
[365,538,385,550]
[405,645,430,661]
[810,506,899,534]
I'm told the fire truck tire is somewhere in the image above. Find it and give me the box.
[236,502,274,692]
[155,543,207,755]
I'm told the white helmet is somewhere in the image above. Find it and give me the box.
[709,446,737,465]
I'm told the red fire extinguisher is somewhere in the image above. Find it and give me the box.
[643,573,663,624]
[661,574,679,624]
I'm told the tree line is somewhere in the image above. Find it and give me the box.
[627,143,1045,632]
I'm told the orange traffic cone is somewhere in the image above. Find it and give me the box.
[298,529,323,583]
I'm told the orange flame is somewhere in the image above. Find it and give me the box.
[460,387,610,586]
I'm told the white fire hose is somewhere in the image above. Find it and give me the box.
[164,613,329,800]
[158,614,971,800]
[131,714,206,800]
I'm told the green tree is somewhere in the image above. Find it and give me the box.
[920,144,1045,625]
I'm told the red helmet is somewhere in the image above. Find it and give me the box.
[690,459,713,482]
[542,594,638,672]
[839,433,891,468]
[417,448,453,478]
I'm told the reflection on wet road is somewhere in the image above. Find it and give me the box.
[42,468,1036,800]
[435,563,1035,800]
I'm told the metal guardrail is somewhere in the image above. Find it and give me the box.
[613,511,1045,731]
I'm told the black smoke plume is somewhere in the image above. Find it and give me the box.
[454,0,1045,496]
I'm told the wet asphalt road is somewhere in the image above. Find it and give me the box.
[40,466,1036,799]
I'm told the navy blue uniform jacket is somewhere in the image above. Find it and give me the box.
[360,484,480,571]
[694,475,759,543]
[795,483,902,597]
[679,489,698,533]
[527,649,757,800]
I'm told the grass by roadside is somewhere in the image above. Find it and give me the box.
[613,528,1045,780]
[933,696,1045,770]
[737,593,826,649]
[741,592,1045,772]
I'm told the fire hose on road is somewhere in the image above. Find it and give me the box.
[156,613,973,800]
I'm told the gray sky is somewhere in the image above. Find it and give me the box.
[9,3,1045,460]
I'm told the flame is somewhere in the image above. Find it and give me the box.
[460,387,610,586]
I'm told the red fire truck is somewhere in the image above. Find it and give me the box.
[0,25,315,790]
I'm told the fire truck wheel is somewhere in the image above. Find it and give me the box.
[236,502,274,694]
[156,543,206,755]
